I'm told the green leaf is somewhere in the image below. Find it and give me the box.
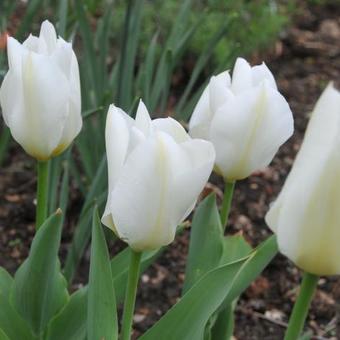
[0,268,12,299]
[221,235,278,308]
[140,235,278,340]
[87,208,118,340]
[0,269,35,340]
[0,328,10,340]
[183,194,224,294]
[220,235,253,265]
[46,288,87,340]
[141,260,245,340]
[11,211,69,336]
[116,0,144,110]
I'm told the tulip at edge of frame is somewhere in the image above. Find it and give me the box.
[266,82,340,276]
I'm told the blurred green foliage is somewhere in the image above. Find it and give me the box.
[108,0,288,68]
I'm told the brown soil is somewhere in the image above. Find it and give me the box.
[0,1,340,339]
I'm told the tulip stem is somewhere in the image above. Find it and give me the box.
[121,249,142,340]
[220,181,235,228]
[36,160,49,230]
[284,272,319,340]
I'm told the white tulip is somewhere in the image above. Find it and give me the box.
[101,100,215,251]
[189,57,294,181]
[0,20,82,160]
[266,83,340,276]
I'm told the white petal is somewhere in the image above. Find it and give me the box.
[152,117,189,143]
[39,20,57,54]
[0,70,24,127]
[251,62,277,89]
[109,133,176,250]
[52,40,73,77]
[210,83,293,180]
[231,57,252,94]
[135,99,152,136]
[170,139,215,222]
[189,87,212,140]
[7,37,24,70]
[23,34,40,53]
[19,52,69,159]
[101,105,131,230]
[208,71,232,113]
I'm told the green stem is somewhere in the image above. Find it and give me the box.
[284,272,319,340]
[36,160,49,230]
[220,181,235,229]
[121,250,142,340]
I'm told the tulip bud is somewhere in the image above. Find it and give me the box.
[266,83,340,276]
[0,20,82,160]
[102,100,215,251]
[189,57,294,181]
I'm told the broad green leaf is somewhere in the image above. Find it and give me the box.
[220,235,253,265]
[0,328,9,340]
[140,235,278,340]
[11,211,69,336]
[221,235,278,307]
[141,260,246,340]
[0,268,34,340]
[183,194,224,293]
[0,291,35,340]
[46,288,87,340]
[87,209,118,340]
[0,268,12,299]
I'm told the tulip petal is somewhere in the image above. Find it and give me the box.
[39,20,57,54]
[152,117,190,143]
[101,105,131,230]
[210,83,293,180]
[251,62,277,89]
[208,71,232,113]
[23,34,40,53]
[231,57,252,94]
[7,37,25,70]
[0,70,23,127]
[135,100,152,137]
[189,87,211,139]
[170,139,215,222]
[109,133,174,250]
[19,52,69,159]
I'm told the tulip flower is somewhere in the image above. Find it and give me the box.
[266,83,340,276]
[189,57,294,181]
[0,20,82,160]
[102,100,215,251]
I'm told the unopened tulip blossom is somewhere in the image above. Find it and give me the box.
[266,83,340,277]
[189,57,294,181]
[102,100,215,251]
[0,20,82,160]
